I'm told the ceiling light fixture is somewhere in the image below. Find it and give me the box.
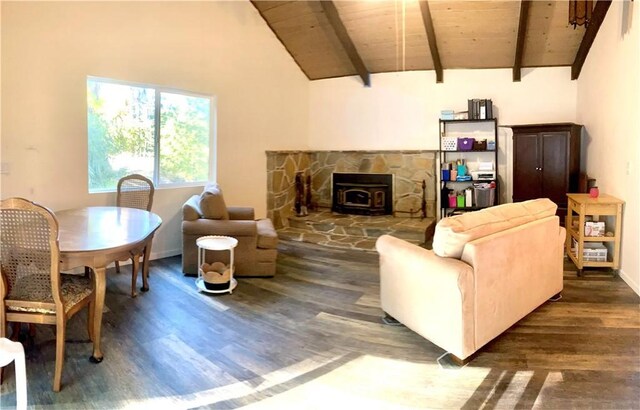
[394,0,407,72]
[402,0,406,72]
[568,0,593,29]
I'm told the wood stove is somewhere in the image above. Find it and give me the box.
[332,173,393,215]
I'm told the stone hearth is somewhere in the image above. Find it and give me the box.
[267,150,437,251]
[266,150,437,229]
[278,210,435,252]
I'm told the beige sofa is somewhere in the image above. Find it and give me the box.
[182,185,278,277]
[376,198,565,361]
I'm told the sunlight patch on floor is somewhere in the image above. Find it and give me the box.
[241,355,489,409]
[30,351,567,409]
[31,350,349,410]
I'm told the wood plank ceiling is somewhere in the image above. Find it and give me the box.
[251,0,612,85]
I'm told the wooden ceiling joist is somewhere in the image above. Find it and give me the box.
[418,1,443,83]
[571,0,612,80]
[320,1,371,86]
[252,1,606,84]
[513,0,531,82]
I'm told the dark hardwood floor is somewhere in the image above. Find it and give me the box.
[1,240,639,409]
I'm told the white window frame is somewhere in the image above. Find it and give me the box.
[87,76,216,193]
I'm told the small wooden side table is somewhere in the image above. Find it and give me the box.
[565,193,624,276]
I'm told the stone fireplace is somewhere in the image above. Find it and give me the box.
[266,150,436,229]
[332,172,393,215]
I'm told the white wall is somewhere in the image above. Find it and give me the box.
[1,1,309,258]
[308,68,577,150]
[577,0,640,295]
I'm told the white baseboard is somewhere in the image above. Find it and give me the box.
[110,248,181,268]
[619,269,640,297]
[150,248,182,261]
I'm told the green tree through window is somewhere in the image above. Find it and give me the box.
[87,78,212,192]
[160,92,210,184]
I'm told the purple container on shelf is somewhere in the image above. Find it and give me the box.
[457,137,475,151]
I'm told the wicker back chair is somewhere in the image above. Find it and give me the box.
[117,173,154,211]
[0,198,95,392]
[115,174,155,296]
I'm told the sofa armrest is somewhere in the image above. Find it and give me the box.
[183,195,202,221]
[182,219,257,237]
[228,207,255,220]
[375,235,475,359]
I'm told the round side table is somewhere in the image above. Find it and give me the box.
[195,235,238,294]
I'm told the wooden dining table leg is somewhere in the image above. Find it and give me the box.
[141,237,154,292]
[130,256,141,298]
[89,266,106,363]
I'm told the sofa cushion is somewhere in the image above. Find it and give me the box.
[256,218,278,249]
[199,184,229,220]
[433,198,557,259]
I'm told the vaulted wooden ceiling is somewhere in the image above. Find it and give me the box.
[251,0,612,85]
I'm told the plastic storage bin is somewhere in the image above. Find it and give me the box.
[440,110,455,120]
[457,137,475,151]
[474,186,495,207]
[442,137,458,151]
[583,242,608,262]
[473,140,487,150]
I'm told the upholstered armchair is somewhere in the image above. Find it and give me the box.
[182,185,278,277]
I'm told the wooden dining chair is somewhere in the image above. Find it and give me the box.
[116,174,155,297]
[0,197,96,392]
[117,173,155,212]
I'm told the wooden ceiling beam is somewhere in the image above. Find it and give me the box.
[513,0,531,82]
[571,0,612,80]
[250,1,312,80]
[419,1,443,83]
[320,1,371,87]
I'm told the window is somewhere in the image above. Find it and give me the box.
[87,77,214,192]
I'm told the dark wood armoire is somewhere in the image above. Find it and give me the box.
[511,123,582,216]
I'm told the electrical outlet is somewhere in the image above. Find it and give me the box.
[627,161,632,176]
[0,162,9,175]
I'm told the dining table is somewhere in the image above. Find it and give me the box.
[55,206,162,363]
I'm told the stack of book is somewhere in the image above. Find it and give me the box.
[467,99,493,120]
